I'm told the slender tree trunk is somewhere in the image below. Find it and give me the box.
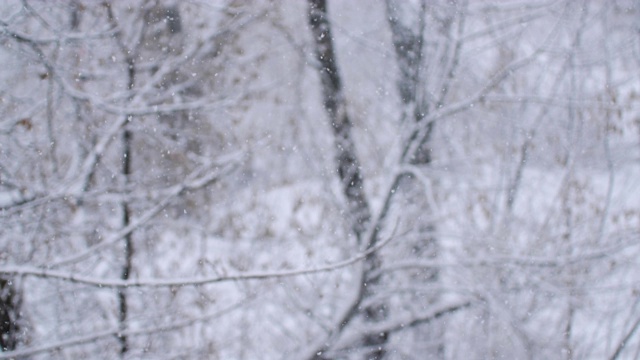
[386,0,434,165]
[0,278,21,352]
[118,56,136,357]
[386,0,452,357]
[306,0,370,239]
[117,128,132,356]
[307,1,388,358]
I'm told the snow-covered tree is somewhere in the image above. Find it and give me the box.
[1,1,639,359]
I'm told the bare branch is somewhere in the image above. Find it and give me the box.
[0,299,248,359]
[50,158,241,268]
[333,300,473,355]
[0,232,396,289]
[609,316,640,360]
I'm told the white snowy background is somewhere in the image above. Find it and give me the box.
[0,1,639,359]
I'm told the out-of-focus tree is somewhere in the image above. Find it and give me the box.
[0,0,251,357]
[1,1,639,359]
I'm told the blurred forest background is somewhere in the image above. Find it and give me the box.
[1,1,639,359]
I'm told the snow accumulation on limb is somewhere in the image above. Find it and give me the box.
[0,299,248,360]
[0,18,117,45]
[334,300,473,353]
[400,8,567,165]
[0,153,238,215]
[609,315,640,360]
[49,158,241,268]
[302,299,473,360]
[375,230,640,275]
[0,233,395,289]
[401,51,543,164]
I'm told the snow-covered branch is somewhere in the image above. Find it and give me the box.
[333,300,473,355]
[0,299,247,359]
[1,233,395,288]
[51,158,241,268]
[375,233,640,279]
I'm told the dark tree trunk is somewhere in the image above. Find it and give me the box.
[307,0,371,239]
[307,1,388,359]
[386,0,434,165]
[117,55,136,357]
[117,127,132,356]
[0,277,21,352]
[386,0,452,358]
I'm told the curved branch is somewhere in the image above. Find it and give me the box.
[50,159,240,268]
[0,299,247,359]
[334,300,473,356]
[0,234,395,289]
[609,316,640,360]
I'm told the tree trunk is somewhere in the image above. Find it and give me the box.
[307,0,370,239]
[0,278,21,352]
[117,54,136,358]
[386,0,447,357]
[307,1,388,358]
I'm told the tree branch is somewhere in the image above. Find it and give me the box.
[0,298,248,359]
[0,233,395,289]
